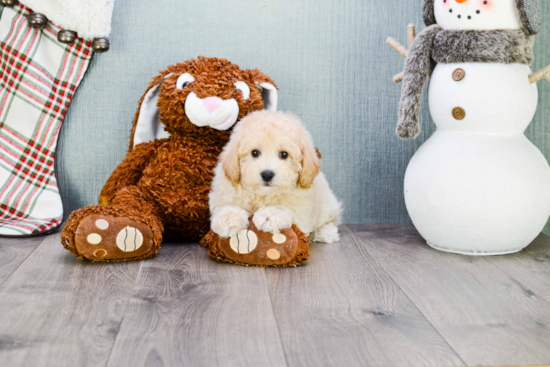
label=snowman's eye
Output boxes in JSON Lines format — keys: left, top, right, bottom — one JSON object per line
{"left": 176, "top": 73, "right": 195, "bottom": 89}
{"left": 234, "top": 81, "right": 250, "bottom": 100}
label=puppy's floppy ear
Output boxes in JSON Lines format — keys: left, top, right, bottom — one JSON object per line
{"left": 298, "top": 140, "right": 321, "bottom": 189}
{"left": 220, "top": 135, "right": 241, "bottom": 186}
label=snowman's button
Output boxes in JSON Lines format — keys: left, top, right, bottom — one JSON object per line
{"left": 452, "top": 107, "right": 466, "bottom": 120}
{"left": 452, "top": 68, "right": 465, "bottom": 81}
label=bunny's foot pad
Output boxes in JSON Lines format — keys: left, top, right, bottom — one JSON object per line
{"left": 74, "top": 215, "right": 155, "bottom": 261}
{"left": 200, "top": 220, "right": 310, "bottom": 267}
{"left": 62, "top": 208, "right": 159, "bottom": 262}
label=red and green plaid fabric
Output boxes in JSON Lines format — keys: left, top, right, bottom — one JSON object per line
{"left": 0, "top": 4, "right": 92, "bottom": 236}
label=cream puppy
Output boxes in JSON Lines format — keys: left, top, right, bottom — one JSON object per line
{"left": 209, "top": 110, "right": 342, "bottom": 243}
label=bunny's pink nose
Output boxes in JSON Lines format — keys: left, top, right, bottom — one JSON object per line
{"left": 203, "top": 97, "right": 222, "bottom": 112}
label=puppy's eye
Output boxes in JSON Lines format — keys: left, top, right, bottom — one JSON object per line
{"left": 279, "top": 151, "right": 289, "bottom": 160}
{"left": 234, "top": 81, "right": 251, "bottom": 100}
{"left": 251, "top": 150, "right": 261, "bottom": 158}
{"left": 176, "top": 73, "right": 195, "bottom": 89}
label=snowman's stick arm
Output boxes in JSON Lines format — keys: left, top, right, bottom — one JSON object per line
{"left": 408, "top": 24, "right": 416, "bottom": 47}
{"left": 388, "top": 25, "right": 416, "bottom": 83}
{"left": 387, "top": 38, "right": 407, "bottom": 82}
{"left": 394, "top": 72, "right": 404, "bottom": 83}
{"left": 386, "top": 37, "right": 409, "bottom": 58}
{"left": 529, "top": 64, "right": 550, "bottom": 84}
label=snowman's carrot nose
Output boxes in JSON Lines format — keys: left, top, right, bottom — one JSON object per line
{"left": 455, "top": 0, "right": 468, "bottom": 3}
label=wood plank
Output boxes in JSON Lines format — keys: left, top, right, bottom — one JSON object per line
{"left": 350, "top": 225, "right": 550, "bottom": 367}
{"left": 0, "top": 233, "right": 142, "bottom": 367}
{"left": 265, "top": 225, "right": 464, "bottom": 367}
{"left": 484, "top": 233, "right": 550, "bottom": 302}
{"left": 0, "top": 236, "right": 44, "bottom": 285}
{"left": 107, "top": 242, "right": 288, "bottom": 367}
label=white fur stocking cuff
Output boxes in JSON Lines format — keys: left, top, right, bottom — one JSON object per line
{"left": 18, "top": 0, "right": 115, "bottom": 40}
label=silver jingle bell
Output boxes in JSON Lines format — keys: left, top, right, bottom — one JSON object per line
{"left": 92, "top": 38, "right": 110, "bottom": 53}
{"left": 57, "top": 30, "right": 77, "bottom": 44}
{"left": 27, "top": 13, "right": 48, "bottom": 30}
{"left": 0, "top": 0, "right": 17, "bottom": 6}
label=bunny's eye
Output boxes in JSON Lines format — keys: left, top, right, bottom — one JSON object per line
{"left": 176, "top": 73, "right": 195, "bottom": 89}
{"left": 234, "top": 81, "right": 251, "bottom": 100}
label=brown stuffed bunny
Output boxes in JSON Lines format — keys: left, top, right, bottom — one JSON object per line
{"left": 61, "top": 56, "right": 279, "bottom": 262}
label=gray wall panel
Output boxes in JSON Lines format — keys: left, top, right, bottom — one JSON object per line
{"left": 52, "top": 0, "right": 550, "bottom": 232}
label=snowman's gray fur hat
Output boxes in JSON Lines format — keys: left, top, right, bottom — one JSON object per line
{"left": 423, "top": 0, "right": 541, "bottom": 35}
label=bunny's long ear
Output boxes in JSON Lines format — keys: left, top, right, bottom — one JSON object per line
{"left": 128, "top": 73, "right": 172, "bottom": 152}
{"left": 259, "top": 82, "right": 278, "bottom": 111}
{"left": 250, "top": 70, "right": 278, "bottom": 111}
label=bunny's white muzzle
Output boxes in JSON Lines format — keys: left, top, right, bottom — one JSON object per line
{"left": 184, "top": 92, "right": 239, "bottom": 131}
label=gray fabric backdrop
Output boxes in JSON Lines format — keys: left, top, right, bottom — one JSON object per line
{"left": 49, "top": 0, "right": 550, "bottom": 231}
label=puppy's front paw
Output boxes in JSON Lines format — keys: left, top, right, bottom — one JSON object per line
{"left": 253, "top": 207, "right": 293, "bottom": 234}
{"left": 311, "top": 223, "right": 339, "bottom": 243}
{"left": 211, "top": 206, "right": 249, "bottom": 238}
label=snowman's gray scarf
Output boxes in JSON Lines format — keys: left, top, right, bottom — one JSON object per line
{"left": 397, "top": 25, "right": 535, "bottom": 139}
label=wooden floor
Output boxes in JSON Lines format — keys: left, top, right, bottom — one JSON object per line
{"left": 1, "top": 225, "right": 550, "bottom": 367}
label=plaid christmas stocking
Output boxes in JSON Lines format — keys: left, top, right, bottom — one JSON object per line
{"left": 0, "top": 4, "right": 93, "bottom": 236}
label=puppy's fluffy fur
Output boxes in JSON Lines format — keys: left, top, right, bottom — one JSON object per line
{"left": 209, "top": 111, "right": 342, "bottom": 243}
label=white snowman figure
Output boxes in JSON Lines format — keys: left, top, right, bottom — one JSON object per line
{"left": 388, "top": 0, "right": 550, "bottom": 255}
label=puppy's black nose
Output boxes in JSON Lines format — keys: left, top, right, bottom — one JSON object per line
{"left": 261, "top": 170, "right": 275, "bottom": 182}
